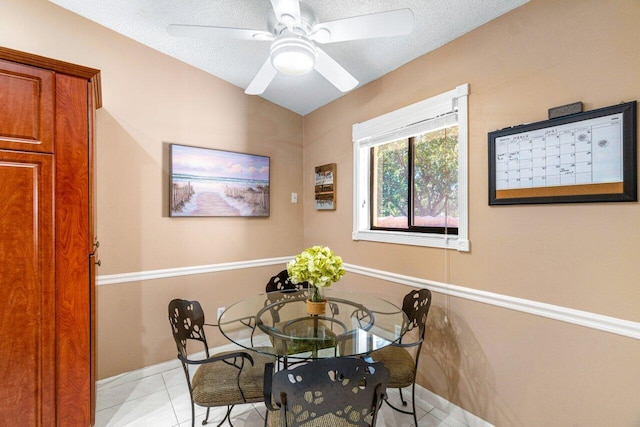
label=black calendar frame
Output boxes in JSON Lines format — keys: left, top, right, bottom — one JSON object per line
{"left": 489, "top": 101, "right": 637, "bottom": 205}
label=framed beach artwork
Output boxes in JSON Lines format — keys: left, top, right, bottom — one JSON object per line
{"left": 170, "top": 144, "right": 270, "bottom": 217}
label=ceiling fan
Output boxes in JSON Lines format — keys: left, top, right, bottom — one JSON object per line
{"left": 167, "top": 0, "right": 414, "bottom": 95}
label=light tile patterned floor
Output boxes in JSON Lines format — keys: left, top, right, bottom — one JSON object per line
{"left": 95, "top": 365, "right": 470, "bottom": 427}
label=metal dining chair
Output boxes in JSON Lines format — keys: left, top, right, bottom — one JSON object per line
{"left": 168, "top": 299, "right": 273, "bottom": 427}
{"left": 264, "top": 357, "right": 389, "bottom": 427}
{"left": 265, "top": 269, "right": 309, "bottom": 293}
{"left": 368, "top": 288, "right": 432, "bottom": 427}
{"left": 265, "top": 270, "right": 310, "bottom": 325}
{"left": 264, "top": 270, "right": 340, "bottom": 365}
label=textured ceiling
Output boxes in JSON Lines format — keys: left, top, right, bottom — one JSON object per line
{"left": 48, "top": 0, "right": 529, "bottom": 115}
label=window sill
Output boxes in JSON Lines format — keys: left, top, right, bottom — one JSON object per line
{"left": 352, "top": 230, "right": 469, "bottom": 252}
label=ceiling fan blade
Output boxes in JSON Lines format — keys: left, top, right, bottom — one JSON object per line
{"left": 270, "top": 0, "right": 301, "bottom": 26}
{"left": 167, "top": 24, "right": 273, "bottom": 41}
{"left": 314, "top": 48, "right": 358, "bottom": 93}
{"left": 310, "top": 9, "right": 414, "bottom": 44}
{"left": 245, "top": 58, "right": 278, "bottom": 95}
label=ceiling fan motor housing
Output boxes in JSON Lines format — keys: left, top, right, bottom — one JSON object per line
{"left": 267, "top": 2, "right": 318, "bottom": 36}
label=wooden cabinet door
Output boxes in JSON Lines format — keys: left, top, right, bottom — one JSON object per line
{"left": 55, "top": 73, "right": 92, "bottom": 427}
{"left": 0, "top": 150, "right": 55, "bottom": 426}
{"left": 0, "top": 60, "right": 55, "bottom": 153}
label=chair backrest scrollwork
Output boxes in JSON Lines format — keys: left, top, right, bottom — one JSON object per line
{"left": 402, "top": 289, "right": 432, "bottom": 342}
{"left": 265, "top": 270, "right": 310, "bottom": 324}
{"left": 168, "top": 299, "right": 210, "bottom": 358}
{"left": 266, "top": 269, "right": 309, "bottom": 292}
{"left": 271, "top": 357, "right": 389, "bottom": 427}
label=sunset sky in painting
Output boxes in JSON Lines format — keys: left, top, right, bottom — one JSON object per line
{"left": 171, "top": 144, "right": 269, "bottom": 181}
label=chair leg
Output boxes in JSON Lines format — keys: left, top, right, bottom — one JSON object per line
{"left": 384, "top": 386, "right": 418, "bottom": 426}
{"left": 399, "top": 384, "right": 419, "bottom": 425}
{"left": 410, "top": 383, "right": 418, "bottom": 427}
{"left": 208, "top": 405, "right": 234, "bottom": 427}
{"left": 399, "top": 387, "right": 408, "bottom": 406}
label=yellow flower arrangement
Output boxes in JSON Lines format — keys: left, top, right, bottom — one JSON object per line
{"left": 287, "top": 246, "right": 345, "bottom": 302}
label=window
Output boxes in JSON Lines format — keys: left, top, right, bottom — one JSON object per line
{"left": 352, "top": 84, "right": 469, "bottom": 251}
{"left": 371, "top": 125, "right": 459, "bottom": 233}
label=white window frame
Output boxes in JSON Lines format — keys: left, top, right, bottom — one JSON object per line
{"left": 352, "top": 84, "right": 470, "bottom": 252}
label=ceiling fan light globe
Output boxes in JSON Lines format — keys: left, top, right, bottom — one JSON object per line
{"left": 272, "top": 51, "right": 314, "bottom": 75}
{"left": 270, "top": 35, "right": 316, "bottom": 76}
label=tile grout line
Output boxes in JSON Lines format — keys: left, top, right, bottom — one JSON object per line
{"left": 95, "top": 372, "right": 167, "bottom": 413}
{"left": 161, "top": 372, "right": 182, "bottom": 427}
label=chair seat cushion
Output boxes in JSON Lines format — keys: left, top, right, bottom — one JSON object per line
{"left": 369, "top": 345, "right": 415, "bottom": 388}
{"left": 191, "top": 350, "right": 273, "bottom": 406}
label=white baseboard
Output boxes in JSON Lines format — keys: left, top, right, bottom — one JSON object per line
{"left": 96, "top": 342, "right": 242, "bottom": 389}
{"left": 415, "top": 386, "right": 494, "bottom": 427}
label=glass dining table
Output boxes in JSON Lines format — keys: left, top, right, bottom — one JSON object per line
{"left": 218, "top": 288, "right": 408, "bottom": 363}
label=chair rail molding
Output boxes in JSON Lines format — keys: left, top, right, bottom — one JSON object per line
{"left": 344, "top": 263, "right": 640, "bottom": 341}
{"left": 96, "top": 256, "right": 292, "bottom": 285}
{"left": 97, "top": 258, "right": 640, "bottom": 340}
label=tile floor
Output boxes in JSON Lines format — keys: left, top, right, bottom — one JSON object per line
{"left": 95, "top": 363, "right": 472, "bottom": 427}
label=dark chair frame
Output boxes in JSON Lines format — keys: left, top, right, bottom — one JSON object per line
{"left": 168, "top": 298, "right": 265, "bottom": 427}
{"left": 265, "top": 269, "right": 309, "bottom": 294}
{"left": 371, "top": 288, "right": 432, "bottom": 427}
{"left": 264, "top": 358, "right": 389, "bottom": 427}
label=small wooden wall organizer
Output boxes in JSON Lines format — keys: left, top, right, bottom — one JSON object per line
{"left": 315, "top": 163, "right": 336, "bottom": 210}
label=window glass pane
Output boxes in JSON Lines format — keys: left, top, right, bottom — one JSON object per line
{"left": 372, "top": 139, "right": 409, "bottom": 229}
{"left": 413, "top": 126, "right": 459, "bottom": 228}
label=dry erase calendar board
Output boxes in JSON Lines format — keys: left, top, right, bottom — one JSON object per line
{"left": 488, "top": 101, "right": 637, "bottom": 205}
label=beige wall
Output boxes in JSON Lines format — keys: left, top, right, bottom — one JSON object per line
{"left": 303, "top": 0, "right": 640, "bottom": 425}
{"left": 1, "top": 0, "right": 304, "bottom": 378}
{"left": 2, "top": 0, "right": 640, "bottom": 425}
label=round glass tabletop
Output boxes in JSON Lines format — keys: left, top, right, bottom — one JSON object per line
{"left": 218, "top": 288, "right": 408, "bottom": 359}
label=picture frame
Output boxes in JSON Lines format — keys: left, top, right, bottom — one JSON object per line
{"left": 488, "top": 101, "right": 637, "bottom": 205}
{"left": 315, "top": 163, "right": 336, "bottom": 210}
{"left": 170, "top": 144, "right": 270, "bottom": 217}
